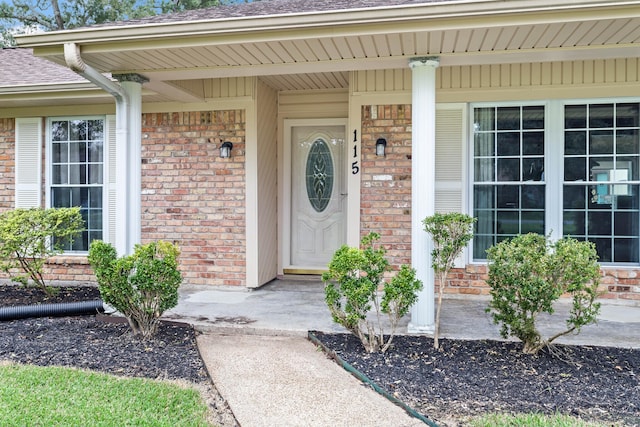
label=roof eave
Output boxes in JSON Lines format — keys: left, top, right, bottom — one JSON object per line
{"left": 16, "top": 0, "right": 640, "bottom": 48}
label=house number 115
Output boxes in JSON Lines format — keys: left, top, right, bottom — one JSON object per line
{"left": 352, "top": 129, "right": 360, "bottom": 175}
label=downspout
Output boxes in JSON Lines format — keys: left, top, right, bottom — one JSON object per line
{"left": 63, "top": 43, "right": 131, "bottom": 255}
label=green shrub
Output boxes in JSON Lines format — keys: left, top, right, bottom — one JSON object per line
{"left": 0, "top": 207, "right": 84, "bottom": 295}
{"left": 88, "top": 240, "right": 182, "bottom": 339}
{"left": 486, "top": 233, "right": 601, "bottom": 354}
{"left": 423, "top": 212, "right": 475, "bottom": 349}
{"left": 322, "top": 233, "right": 423, "bottom": 353}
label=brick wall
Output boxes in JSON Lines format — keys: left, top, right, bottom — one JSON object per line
{"left": 0, "top": 118, "right": 14, "bottom": 212}
{"left": 141, "top": 111, "right": 246, "bottom": 286}
{"left": 360, "top": 105, "right": 413, "bottom": 269}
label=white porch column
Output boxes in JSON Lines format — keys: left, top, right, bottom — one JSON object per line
{"left": 408, "top": 57, "right": 439, "bottom": 333}
{"left": 114, "top": 73, "right": 148, "bottom": 255}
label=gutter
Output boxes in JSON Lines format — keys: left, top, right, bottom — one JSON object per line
{"left": 63, "top": 42, "right": 131, "bottom": 256}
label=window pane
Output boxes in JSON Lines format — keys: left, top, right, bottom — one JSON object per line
{"left": 565, "top": 105, "right": 586, "bottom": 129}
{"left": 69, "top": 142, "right": 86, "bottom": 162}
{"left": 52, "top": 165, "right": 67, "bottom": 185}
{"left": 614, "top": 211, "right": 639, "bottom": 236}
{"left": 474, "top": 185, "right": 494, "bottom": 209}
{"left": 563, "top": 210, "right": 586, "bottom": 236}
{"left": 523, "top": 158, "right": 544, "bottom": 181}
{"left": 89, "top": 187, "right": 103, "bottom": 208}
{"left": 497, "top": 186, "right": 518, "bottom": 208}
{"left": 564, "top": 185, "right": 586, "bottom": 209}
{"left": 617, "top": 103, "right": 640, "bottom": 127}
{"left": 617, "top": 130, "right": 639, "bottom": 155}
{"left": 88, "top": 120, "right": 104, "bottom": 140}
{"left": 473, "top": 235, "right": 493, "bottom": 259}
{"left": 521, "top": 211, "right": 544, "bottom": 234}
{"left": 523, "top": 132, "right": 544, "bottom": 155}
{"left": 565, "top": 131, "right": 586, "bottom": 155}
{"left": 522, "top": 185, "right": 544, "bottom": 209}
{"left": 589, "top": 130, "right": 613, "bottom": 154}
{"left": 590, "top": 104, "right": 614, "bottom": 128}
{"left": 497, "top": 211, "right": 519, "bottom": 235}
{"left": 88, "top": 141, "right": 103, "bottom": 162}
{"left": 51, "top": 121, "right": 68, "bottom": 141}
{"left": 68, "top": 164, "right": 86, "bottom": 185}
{"left": 51, "top": 187, "right": 70, "bottom": 207}
{"left": 52, "top": 142, "right": 67, "bottom": 163}
{"left": 474, "top": 158, "right": 494, "bottom": 181}
{"left": 588, "top": 211, "right": 611, "bottom": 235}
{"left": 614, "top": 238, "right": 638, "bottom": 262}
{"left": 594, "top": 238, "right": 612, "bottom": 262}
{"left": 523, "top": 106, "right": 545, "bottom": 129}
{"left": 497, "top": 158, "right": 519, "bottom": 181}
{"left": 88, "top": 164, "right": 103, "bottom": 184}
{"left": 474, "top": 133, "right": 494, "bottom": 156}
{"left": 497, "top": 107, "right": 520, "bottom": 130}
{"left": 69, "top": 120, "right": 87, "bottom": 141}
{"left": 497, "top": 132, "right": 520, "bottom": 156}
{"left": 564, "top": 157, "right": 586, "bottom": 181}
{"left": 474, "top": 108, "right": 495, "bottom": 131}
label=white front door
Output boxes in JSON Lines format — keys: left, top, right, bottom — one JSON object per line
{"left": 286, "top": 121, "right": 347, "bottom": 270}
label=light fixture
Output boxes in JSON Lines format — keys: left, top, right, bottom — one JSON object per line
{"left": 220, "top": 141, "right": 233, "bottom": 158}
{"left": 376, "top": 138, "right": 387, "bottom": 157}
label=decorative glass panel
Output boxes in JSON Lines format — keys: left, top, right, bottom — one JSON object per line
{"left": 305, "top": 139, "right": 334, "bottom": 213}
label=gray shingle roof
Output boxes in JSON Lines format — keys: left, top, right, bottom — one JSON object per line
{"left": 99, "top": 0, "right": 442, "bottom": 27}
{"left": 0, "top": 48, "right": 86, "bottom": 86}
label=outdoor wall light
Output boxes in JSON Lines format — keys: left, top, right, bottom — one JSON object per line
{"left": 376, "top": 138, "right": 387, "bottom": 157}
{"left": 220, "top": 141, "right": 233, "bottom": 158}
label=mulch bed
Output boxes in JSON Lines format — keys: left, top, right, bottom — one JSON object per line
{"left": 2, "top": 284, "right": 639, "bottom": 426}
{"left": 312, "top": 332, "right": 640, "bottom": 426}
{"left": 0, "top": 284, "right": 238, "bottom": 427}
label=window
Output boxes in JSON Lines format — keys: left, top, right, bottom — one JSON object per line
{"left": 471, "top": 101, "right": 640, "bottom": 264}
{"left": 472, "top": 105, "right": 545, "bottom": 259}
{"left": 563, "top": 103, "right": 640, "bottom": 263}
{"left": 49, "top": 118, "right": 105, "bottom": 252}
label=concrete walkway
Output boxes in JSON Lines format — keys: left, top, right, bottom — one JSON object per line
{"left": 165, "top": 279, "right": 640, "bottom": 427}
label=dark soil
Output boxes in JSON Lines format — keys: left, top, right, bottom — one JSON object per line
{"left": 0, "top": 284, "right": 238, "bottom": 427}
{"left": 3, "top": 284, "right": 639, "bottom": 427}
{"left": 313, "top": 331, "right": 640, "bottom": 426}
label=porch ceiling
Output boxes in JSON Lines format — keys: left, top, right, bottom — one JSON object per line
{"left": 17, "top": 1, "right": 640, "bottom": 97}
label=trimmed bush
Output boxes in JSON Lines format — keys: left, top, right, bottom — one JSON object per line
{"left": 423, "top": 212, "right": 475, "bottom": 349}
{"left": 486, "top": 233, "right": 601, "bottom": 354}
{"left": 0, "top": 207, "right": 84, "bottom": 295}
{"left": 88, "top": 240, "right": 182, "bottom": 339}
{"left": 322, "top": 233, "right": 423, "bottom": 353}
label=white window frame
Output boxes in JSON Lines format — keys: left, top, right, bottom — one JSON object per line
{"left": 469, "top": 98, "right": 640, "bottom": 266}
{"left": 45, "top": 116, "right": 109, "bottom": 254}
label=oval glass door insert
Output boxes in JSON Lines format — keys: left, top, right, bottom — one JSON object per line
{"left": 306, "top": 138, "right": 334, "bottom": 212}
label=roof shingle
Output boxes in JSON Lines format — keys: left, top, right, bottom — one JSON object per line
{"left": 0, "top": 48, "right": 86, "bottom": 86}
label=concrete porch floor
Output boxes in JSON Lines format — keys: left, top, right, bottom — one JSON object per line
{"left": 166, "top": 278, "right": 640, "bottom": 349}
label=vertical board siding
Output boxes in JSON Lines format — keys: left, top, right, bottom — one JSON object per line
{"left": 353, "top": 59, "right": 640, "bottom": 93}
{"left": 256, "top": 80, "right": 278, "bottom": 285}
{"left": 278, "top": 90, "right": 348, "bottom": 118}
{"left": 171, "top": 77, "right": 254, "bottom": 99}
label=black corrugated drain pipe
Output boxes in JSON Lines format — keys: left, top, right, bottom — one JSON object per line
{"left": 0, "top": 300, "right": 106, "bottom": 321}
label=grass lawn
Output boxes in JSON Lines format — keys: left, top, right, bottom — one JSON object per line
{"left": 0, "top": 363, "right": 212, "bottom": 426}
{"left": 471, "top": 412, "right": 609, "bottom": 426}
